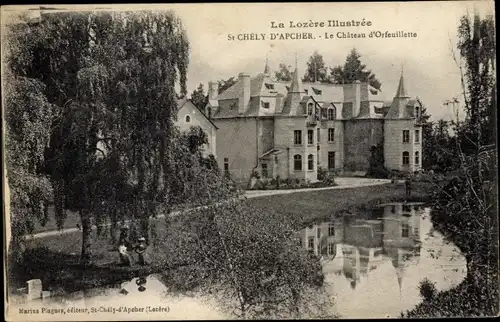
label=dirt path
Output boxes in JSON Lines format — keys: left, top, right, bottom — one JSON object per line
{"left": 24, "top": 178, "right": 390, "bottom": 240}
{"left": 244, "top": 177, "right": 391, "bottom": 199}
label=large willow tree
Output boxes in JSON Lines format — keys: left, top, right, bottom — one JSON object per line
{"left": 5, "top": 10, "right": 190, "bottom": 264}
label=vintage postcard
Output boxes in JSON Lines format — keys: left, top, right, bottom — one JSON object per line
{"left": 2, "top": 1, "right": 498, "bottom": 320}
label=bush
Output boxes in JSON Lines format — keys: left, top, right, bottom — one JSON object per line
{"left": 419, "top": 278, "right": 438, "bottom": 300}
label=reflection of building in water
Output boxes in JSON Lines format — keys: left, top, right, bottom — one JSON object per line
{"left": 297, "top": 203, "right": 425, "bottom": 289}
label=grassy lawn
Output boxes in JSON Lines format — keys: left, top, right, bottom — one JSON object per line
{"left": 11, "top": 181, "right": 433, "bottom": 294}
{"left": 246, "top": 181, "right": 432, "bottom": 227}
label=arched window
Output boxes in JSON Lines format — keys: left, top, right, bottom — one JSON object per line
{"left": 308, "top": 103, "right": 314, "bottom": 116}
{"left": 308, "top": 154, "right": 314, "bottom": 170}
{"left": 185, "top": 115, "right": 191, "bottom": 123}
{"left": 294, "top": 154, "right": 302, "bottom": 171}
{"left": 402, "top": 151, "right": 410, "bottom": 165}
{"left": 327, "top": 107, "right": 336, "bottom": 120}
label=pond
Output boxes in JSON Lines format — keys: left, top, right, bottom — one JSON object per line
{"left": 296, "top": 202, "right": 467, "bottom": 318}
{"left": 9, "top": 202, "right": 467, "bottom": 320}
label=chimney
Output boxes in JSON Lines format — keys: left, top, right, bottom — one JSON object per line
{"left": 354, "top": 80, "right": 361, "bottom": 117}
{"left": 208, "top": 81, "right": 218, "bottom": 100}
{"left": 238, "top": 72, "right": 250, "bottom": 114}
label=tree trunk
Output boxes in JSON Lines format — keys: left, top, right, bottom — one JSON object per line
{"left": 80, "top": 209, "right": 93, "bottom": 266}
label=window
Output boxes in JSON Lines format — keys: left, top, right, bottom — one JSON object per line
{"left": 185, "top": 115, "right": 191, "bottom": 123}
{"left": 415, "top": 151, "right": 420, "bottom": 165}
{"left": 224, "top": 157, "right": 229, "bottom": 172}
{"left": 261, "top": 164, "right": 268, "bottom": 178}
{"left": 308, "top": 154, "right": 314, "bottom": 170}
{"left": 294, "top": 130, "right": 302, "bottom": 145}
{"left": 328, "top": 243, "right": 335, "bottom": 255}
{"left": 317, "top": 227, "right": 321, "bottom": 238}
{"left": 263, "top": 102, "right": 270, "bottom": 109}
{"left": 402, "top": 204, "right": 411, "bottom": 212}
{"left": 298, "top": 238, "right": 302, "bottom": 248}
{"left": 308, "top": 237, "right": 314, "bottom": 250}
{"left": 402, "top": 130, "right": 410, "bottom": 143}
{"left": 415, "top": 106, "right": 420, "bottom": 118}
{"left": 328, "top": 128, "right": 335, "bottom": 142}
{"left": 327, "top": 108, "right": 335, "bottom": 120}
{"left": 294, "top": 154, "right": 302, "bottom": 171}
{"left": 328, "top": 223, "right": 335, "bottom": 236}
{"left": 265, "top": 83, "right": 274, "bottom": 90}
{"left": 321, "top": 108, "right": 328, "bottom": 119}
{"left": 317, "top": 128, "right": 320, "bottom": 143}
{"left": 391, "top": 205, "right": 396, "bottom": 213}
{"left": 328, "top": 151, "right": 336, "bottom": 170}
{"left": 207, "top": 107, "right": 212, "bottom": 119}
{"left": 402, "top": 223, "right": 410, "bottom": 238}
{"left": 402, "top": 151, "right": 410, "bottom": 165}
{"left": 308, "top": 130, "right": 314, "bottom": 145}
{"left": 415, "top": 130, "right": 420, "bottom": 143}
{"left": 308, "top": 103, "right": 314, "bottom": 116}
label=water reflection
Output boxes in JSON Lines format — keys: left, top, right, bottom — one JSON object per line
{"left": 297, "top": 202, "right": 467, "bottom": 318}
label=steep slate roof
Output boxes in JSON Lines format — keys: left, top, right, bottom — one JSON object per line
{"left": 212, "top": 68, "right": 390, "bottom": 120}
{"left": 384, "top": 72, "right": 419, "bottom": 120}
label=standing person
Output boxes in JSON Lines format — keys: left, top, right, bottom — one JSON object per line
{"left": 118, "top": 225, "right": 133, "bottom": 266}
{"left": 135, "top": 237, "right": 151, "bottom": 266}
{"left": 405, "top": 175, "right": 412, "bottom": 199}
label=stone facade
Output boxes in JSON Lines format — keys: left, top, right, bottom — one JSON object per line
{"left": 175, "top": 99, "right": 218, "bottom": 157}
{"left": 206, "top": 63, "right": 424, "bottom": 184}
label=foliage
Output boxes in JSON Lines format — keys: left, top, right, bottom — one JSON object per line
{"left": 404, "top": 11, "right": 498, "bottom": 318}
{"left": 274, "top": 63, "right": 293, "bottom": 82}
{"left": 4, "top": 74, "right": 55, "bottom": 263}
{"left": 302, "top": 51, "right": 329, "bottom": 83}
{"left": 366, "top": 143, "right": 391, "bottom": 178}
{"left": 330, "top": 48, "right": 382, "bottom": 90}
{"left": 217, "top": 77, "right": 238, "bottom": 94}
{"left": 456, "top": 13, "right": 496, "bottom": 152}
{"left": 162, "top": 200, "right": 335, "bottom": 319}
{"left": 190, "top": 83, "right": 209, "bottom": 110}
{"left": 4, "top": 10, "right": 191, "bottom": 264}
{"left": 419, "top": 278, "right": 438, "bottom": 301}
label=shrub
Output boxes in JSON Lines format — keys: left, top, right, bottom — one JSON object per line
{"left": 419, "top": 278, "right": 438, "bottom": 301}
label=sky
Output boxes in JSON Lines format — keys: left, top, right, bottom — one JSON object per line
{"left": 2, "top": 1, "right": 495, "bottom": 121}
{"left": 170, "top": 1, "right": 494, "bottom": 122}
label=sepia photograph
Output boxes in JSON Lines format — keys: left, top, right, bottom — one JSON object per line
{"left": 2, "top": 1, "right": 497, "bottom": 320}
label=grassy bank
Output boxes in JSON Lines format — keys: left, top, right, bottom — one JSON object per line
{"left": 10, "top": 181, "right": 433, "bottom": 296}
{"left": 246, "top": 181, "right": 432, "bottom": 228}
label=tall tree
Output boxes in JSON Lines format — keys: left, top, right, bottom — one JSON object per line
{"left": 302, "top": 51, "right": 329, "bottom": 83}
{"left": 190, "top": 83, "right": 208, "bottom": 110}
{"left": 5, "top": 10, "right": 190, "bottom": 264}
{"left": 330, "top": 48, "right": 382, "bottom": 90}
{"left": 218, "top": 76, "right": 237, "bottom": 94}
{"left": 274, "top": 63, "right": 292, "bottom": 82}
{"left": 456, "top": 12, "right": 496, "bottom": 153}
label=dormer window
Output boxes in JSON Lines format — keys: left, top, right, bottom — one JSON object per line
{"left": 415, "top": 106, "right": 420, "bottom": 118}
{"left": 265, "top": 83, "right": 274, "bottom": 90}
{"left": 307, "top": 103, "right": 314, "bottom": 116}
{"left": 327, "top": 107, "right": 336, "bottom": 120}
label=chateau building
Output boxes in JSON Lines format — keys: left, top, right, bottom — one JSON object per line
{"left": 205, "top": 61, "right": 423, "bottom": 184}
